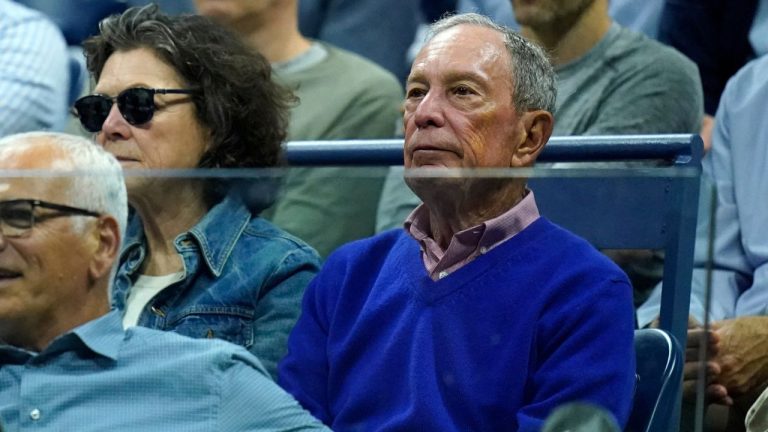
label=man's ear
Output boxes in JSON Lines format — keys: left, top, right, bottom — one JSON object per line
{"left": 88, "top": 216, "right": 121, "bottom": 283}
{"left": 511, "top": 109, "right": 554, "bottom": 167}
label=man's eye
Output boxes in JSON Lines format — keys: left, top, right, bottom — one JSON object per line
{"left": 1, "top": 209, "right": 32, "bottom": 228}
{"left": 406, "top": 88, "right": 426, "bottom": 98}
{"left": 454, "top": 85, "right": 474, "bottom": 96}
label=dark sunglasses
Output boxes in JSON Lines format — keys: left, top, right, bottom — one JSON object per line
{"left": 72, "top": 87, "right": 196, "bottom": 132}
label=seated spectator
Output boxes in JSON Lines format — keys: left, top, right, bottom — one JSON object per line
{"left": 379, "top": 0, "right": 703, "bottom": 300}
{"left": 0, "top": 131, "right": 329, "bottom": 431}
{"left": 0, "top": 0, "right": 69, "bottom": 135}
{"left": 638, "top": 54, "right": 768, "bottom": 429}
{"left": 71, "top": 5, "right": 320, "bottom": 378}
{"left": 195, "top": 0, "right": 403, "bottom": 259}
{"left": 279, "top": 13, "right": 636, "bottom": 431}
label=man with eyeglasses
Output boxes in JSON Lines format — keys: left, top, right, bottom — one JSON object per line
{"left": 0, "top": 132, "right": 329, "bottom": 431}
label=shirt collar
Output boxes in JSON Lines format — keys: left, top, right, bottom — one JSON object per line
{"left": 404, "top": 189, "right": 540, "bottom": 278}
{"left": 186, "top": 194, "right": 251, "bottom": 277}
{"left": 122, "top": 194, "right": 251, "bottom": 278}
{"left": 67, "top": 309, "right": 125, "bottom": 360}
{"left": 0, "top": 310, "right": 124, "bottom": 364}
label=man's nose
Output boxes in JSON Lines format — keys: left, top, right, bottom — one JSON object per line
{"left": 413, "top": 90, "right": 446, "bottom": 129}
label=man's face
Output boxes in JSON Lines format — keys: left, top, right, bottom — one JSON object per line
{"left": 194, "top": 0, "right": 277, "bottom": 25}
{"left": 511, "top": 0, "right": 596, "bottom": 28}
{"left": 0, "top": 146, "right": 95, "bottom": 349}
{"left": 403, "top": 24, "right": 524, "bottom": 171}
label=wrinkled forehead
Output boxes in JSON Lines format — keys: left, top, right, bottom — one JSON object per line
{"left": 410, "top": 24, "right": 512, "bottom": 84}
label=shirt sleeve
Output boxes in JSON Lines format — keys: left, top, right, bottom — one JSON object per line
{"left": 636, "top": 58, "right": 768, "bottom": 326}
{"left": 251, "top": 245, "right": 320, "bottom": 379}
{"left": 0, "top": 10, "right": 69, "bottom": 134}
{"left": 219, "top": 349, "right": 331, "bottom": 431}
{"left": 278, "top": 272, "right": 335, "bottom": 424}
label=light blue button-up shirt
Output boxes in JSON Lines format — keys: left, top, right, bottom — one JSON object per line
{"left": 638, "top": 54, "right": 768, "bottom": 326}
{"left": 0, "top": 310, "right": 329, "bottom": 431}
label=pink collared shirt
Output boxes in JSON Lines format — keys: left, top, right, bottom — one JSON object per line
{"left": 404, "top": 190, "right": 540, "bottom": 281}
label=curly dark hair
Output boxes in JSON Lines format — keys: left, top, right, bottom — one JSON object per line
{"left": 82, "top": 4, "right": 294, "bottom": 171}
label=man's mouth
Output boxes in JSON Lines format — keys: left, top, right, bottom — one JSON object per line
{"left": 0, "top": 269, "right": 21, "bottom": 280}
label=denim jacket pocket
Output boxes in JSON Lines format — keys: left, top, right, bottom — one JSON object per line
{"left": 167, "top": 306, "right": 255, "bottom": 348}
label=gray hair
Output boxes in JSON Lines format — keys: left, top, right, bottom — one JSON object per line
{"left": 0, "top": 132, "right": 128, "bottom": 241}
{"left": 426, "top": 13, "right": 557, "bottom": 113}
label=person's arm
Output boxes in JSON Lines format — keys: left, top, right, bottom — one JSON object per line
{"left": 517, "top": 278, "right": 636, "bottom": 431}
{"left": 278, "top": 265, "right": 338, "bottom": 424}
{"left": 220, "top": 349, "right": 331, "bottom": 431}
{"left": 712, "top": 317, "right": 768, "bottom": 412}
{"left": 251, "top": 246, "right": 320, "bottom": 379}
{"left": 636, "top": 59, "right": 760, "bottom": 329}
{"left": 0, "top": 10, "right": 69, "bottom": 134}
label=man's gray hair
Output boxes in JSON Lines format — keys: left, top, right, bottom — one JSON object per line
{"left": 0, "top": 132, "right": 128, "bottom": 240}
{"left": 426, "top": 13, "right": 557, "bottom": 113}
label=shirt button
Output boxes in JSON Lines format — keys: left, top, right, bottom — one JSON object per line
{"left": 150, "top": 305, "right": 166, "bottom": 317}
{"left": 438, "top": 271, "right": 449, "bottom": 279}
{"left": 30, "top": 408, "right": 41, "bottom": 420}
{"left": 479, "top": 246, "right": 488, "bottom": 254}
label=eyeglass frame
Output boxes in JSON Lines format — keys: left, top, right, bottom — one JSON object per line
{"left": 0, "top": 199, "right": 101, "bottom": 238}
{"left": 72, "top": 87, "right": 197, "bottom": 133}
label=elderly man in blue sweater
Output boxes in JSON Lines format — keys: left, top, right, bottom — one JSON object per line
{"left": 279, "top": 13, "right": 636, "bottom": 431}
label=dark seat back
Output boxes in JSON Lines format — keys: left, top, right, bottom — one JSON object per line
{"left": 626, "top": 329, "right": 683, "bottom": 432}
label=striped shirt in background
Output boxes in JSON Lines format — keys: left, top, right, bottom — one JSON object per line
{"left": 0, "top": 0, "right": 69, "bottom": 136}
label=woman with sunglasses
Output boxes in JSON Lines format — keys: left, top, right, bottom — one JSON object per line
{"left": 72, "top": 5, "right": 320, "bottom": 378}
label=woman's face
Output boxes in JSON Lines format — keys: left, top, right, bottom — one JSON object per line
{"left": 94, "top": 48, "right": 211, "bottom": 197}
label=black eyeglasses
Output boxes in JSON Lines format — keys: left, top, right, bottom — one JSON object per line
{"left": 72, "top": 87, "right": 196, "bottom": 133}
{"left": 0, "top": 199, "right": 101, "bottom": 238}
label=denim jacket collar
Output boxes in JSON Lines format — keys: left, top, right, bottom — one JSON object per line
{"left": 120, "top": 194, "right": 252, "bottom": 278}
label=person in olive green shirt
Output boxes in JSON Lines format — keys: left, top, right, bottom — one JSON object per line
{"left": 196, "top": 0, "right": 403, "bottom": 258}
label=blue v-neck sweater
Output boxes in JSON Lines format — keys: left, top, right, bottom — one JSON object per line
{"left": 279, "top": 217, "right": 635, "bottom": 431}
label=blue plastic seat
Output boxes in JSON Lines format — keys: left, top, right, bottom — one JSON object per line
{"left": 626, "top": 328, "right": 684, "bottom": 432}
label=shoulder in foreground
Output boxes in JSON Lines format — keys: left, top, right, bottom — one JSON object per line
{"left": 731, "top": 55, "right": 768, "bottom": 88}
{"left": 125, "top": 325, "right": 269, "bottom": 373}
{"left": 536, "top": 218, "right": 629, "bottom": 280}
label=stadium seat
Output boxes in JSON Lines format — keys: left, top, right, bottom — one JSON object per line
{"left": 626, "top": 328, "right": 684, "bottom": 432}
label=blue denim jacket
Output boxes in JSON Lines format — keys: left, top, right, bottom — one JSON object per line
{"left": 112, "top": 194, "right": 321, "bottom": 378}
